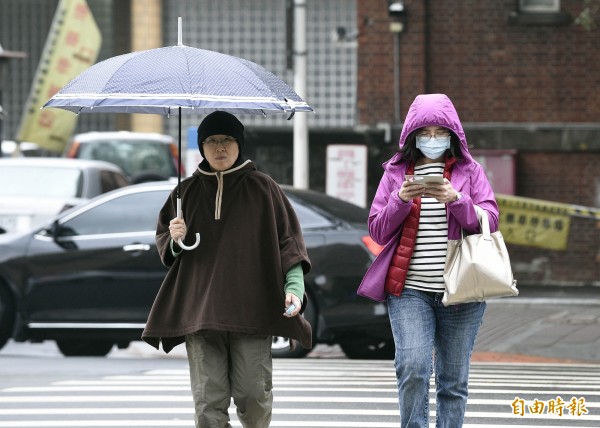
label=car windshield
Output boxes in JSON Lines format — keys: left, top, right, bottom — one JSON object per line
{"left": 77, "top": 140, "right": 175, "bottom": 178}
{"left": 286, "top": 189, "right": 369, "bottom": 229}
{"left": 0, "top": 165, "right": 83, "bottom": 198}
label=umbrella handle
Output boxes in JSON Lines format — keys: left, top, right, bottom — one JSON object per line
{"left": 176, "top": 198, "right": 201, "bottom": 251}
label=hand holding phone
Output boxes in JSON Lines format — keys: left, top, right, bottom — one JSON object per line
{"left": 284, "top": 304, "right": 296, "bottom": 317}
{"left": 399, "top": 174, "right": 446, "bottom": 202}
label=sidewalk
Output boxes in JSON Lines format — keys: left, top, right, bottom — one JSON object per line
{"left": 308, "top": 285, "right": 600, "bottom": 364}
{"left": 472, "top": 285, "right": 600, "bottom": 364}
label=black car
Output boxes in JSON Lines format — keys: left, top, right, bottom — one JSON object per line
{"left": 0, "top": 182, "right": 392, "bottom": 359}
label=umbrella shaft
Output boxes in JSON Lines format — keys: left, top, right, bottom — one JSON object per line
{"left": 178, "top": 107, "right": 182, "bottom": 199}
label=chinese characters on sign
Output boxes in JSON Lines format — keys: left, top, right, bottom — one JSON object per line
{"left": 511, "top": 396, "right": 588, "bottom": 417}
{"left": 326, "top": 145, "right": 367, "bottom": 208}
{"left": 16, "top": 0, "right": 101, "bottom": 152}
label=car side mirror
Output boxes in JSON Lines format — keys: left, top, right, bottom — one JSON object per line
{"left": 50, "top": 220, "right": 62, "bottom": 238}
{"left": 50, "top": 220, "right": 78, "bottom": 250}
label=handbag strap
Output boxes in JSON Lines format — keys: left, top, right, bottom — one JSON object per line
{"left": 459, "top": 206, "right": 491, "bottom": 240}
{"left": 474, "top": 205, "right": 492, "bottom": 241}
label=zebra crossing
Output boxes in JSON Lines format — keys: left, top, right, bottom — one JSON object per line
{"left": 0, "top": 359, "right": 598, "bottom": 427}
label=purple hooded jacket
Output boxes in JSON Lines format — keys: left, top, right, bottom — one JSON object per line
{"left": 357, "top": 94, "right": 499, "bottom": 302}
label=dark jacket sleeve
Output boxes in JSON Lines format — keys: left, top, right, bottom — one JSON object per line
{"left": 368, "top": 170, "right": 413, "bottom": 245}
{"left": 270, "top": 182, "right": 311, "bottom": 276}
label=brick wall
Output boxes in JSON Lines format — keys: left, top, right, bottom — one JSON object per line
{"left": 356, "top": 0, "right": 600, "bottom": 286}
{"left": 510, "top": 152, "right": 600, "bottom": 285}
{"left": 356, "top": 0, "right": 396, "bottom": 124}
{"left": 358, "top": 0, "right": 600, "bottom": 123}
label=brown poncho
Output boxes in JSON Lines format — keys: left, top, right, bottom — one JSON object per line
{"left": 142, "top": 160, "right": 312, "bottom": 353}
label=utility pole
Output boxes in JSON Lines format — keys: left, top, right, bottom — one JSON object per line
{"left": 293, "top": 0, "right": 309, "bottom": 189}
{"left": 388, "top": 1, "right": 407, "bottom": 123}
{"left": 0, "top": 43, "right": 27, "bottom": 157}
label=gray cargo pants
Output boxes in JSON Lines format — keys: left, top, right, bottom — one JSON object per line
{"left": 185, "top": 330, "right": 273, "bottom": 428}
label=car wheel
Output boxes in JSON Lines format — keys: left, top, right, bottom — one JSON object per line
{"left": 56, "top": 339, "right": 114, "bottom": 357}
{"left": 272, "top": 296, "right": 316, "bottom": 358}
{"left": 0, "top": 285, "right": 15, "bottom": 350}
{"left": 339, "top": 338, "right": 395, "bottom": 360}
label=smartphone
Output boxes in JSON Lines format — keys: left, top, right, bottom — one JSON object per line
{"left": 405, "top": 175, "right": 444, "bottom": 185}
{"left": 285, "top": 304, "right": 296, "bottom": 315}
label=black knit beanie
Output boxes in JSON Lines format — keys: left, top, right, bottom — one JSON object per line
{"left": 197, "top": 111, "right": 244, "bottom": 158}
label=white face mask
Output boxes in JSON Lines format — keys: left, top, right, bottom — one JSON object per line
{"left": 416, "top": 135, "right": 451, "bottom": 159}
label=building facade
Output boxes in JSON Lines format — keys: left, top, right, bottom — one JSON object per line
{"left": 1, "top": 0, "right": 598, "bottom": 285}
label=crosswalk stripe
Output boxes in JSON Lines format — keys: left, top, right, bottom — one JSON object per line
{"left": 77, "top": 372, "right": 600, "bottom": 382}
{"left": 8, "top": 381, "right": 595, "bottom": 392}
{"left": 2, "top": 390, "right": 598, "bottom": 399}
{"left": 0, "top": 397, "right": 600, "bottom": 408}
{"left": 0, "top": 406, "right": 598, "bottom": 417}
{"left": 29, "top": 381, "right": 600, "bottom": 399}
{"left": 0, "top": 422, "right": 595, "bottom": 428}
{"left": 0, "top": 422, "right": 190, "bottom": 427}
{"left": 0, "top": 408, "right": 192, "bottom": 415}
{"left": 14, "top": 383, "right": 597, "bottom": 392}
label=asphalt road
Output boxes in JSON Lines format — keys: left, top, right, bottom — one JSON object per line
{"left": 3, "top": 284, "right": 598, "bottom": 365}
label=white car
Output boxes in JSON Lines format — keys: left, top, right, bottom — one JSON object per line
{"left": 1, "top": 141, "right": 52, "bottom": 157}
{"left": 63, "top": 131, "right": 182, "bottom": 184}
{"left": 0, "top": 158, "right": 129, "bottom": 234}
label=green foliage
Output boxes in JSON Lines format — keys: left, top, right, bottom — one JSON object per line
{"left": 574, "top": 0, "right": 600, "bottom": 30}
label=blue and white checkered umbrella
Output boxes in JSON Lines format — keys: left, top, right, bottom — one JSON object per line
{"left": 44, "top": 23, "right": 312, "bottom": 250}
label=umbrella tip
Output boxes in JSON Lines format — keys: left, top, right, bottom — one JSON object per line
{"left": 177, "top": 17, "right": 183, "bottom": 46}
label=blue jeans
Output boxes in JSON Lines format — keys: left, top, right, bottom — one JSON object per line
{"left": 387, "top": 288, "right": 486, "bottom": 428}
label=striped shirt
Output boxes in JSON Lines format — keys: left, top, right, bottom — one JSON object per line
{"left": 405, "top": 163, "right": 447, "bottom": 292}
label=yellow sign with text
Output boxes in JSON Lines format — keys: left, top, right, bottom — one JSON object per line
{"left": 16, "top": 0, "right": 101, "bottom": 152}
{"left": 497, "top": 194, "right": 572, "bottom": 251}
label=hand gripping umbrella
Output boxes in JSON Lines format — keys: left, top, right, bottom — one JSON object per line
{"left": 44, "top": 18, "right": 313, "bottom": 250}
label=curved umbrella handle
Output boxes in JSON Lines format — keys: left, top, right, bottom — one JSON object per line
{"left": 177, "top": 234, "right": 200, "bottom": 251}
{"left": 176, "top": 198, "right": 200, "bottom": 251}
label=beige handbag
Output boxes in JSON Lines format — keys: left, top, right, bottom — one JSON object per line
{"left": 443, "top": 206, "right": 518, "bottom": 306}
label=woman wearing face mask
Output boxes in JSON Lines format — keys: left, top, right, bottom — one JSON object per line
{"left": 359, "top": 94, "right": 498, "bottom": 427}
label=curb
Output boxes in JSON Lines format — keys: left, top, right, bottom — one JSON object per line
{"left": 471, "top": 351, "right": 600, "bottom": 365}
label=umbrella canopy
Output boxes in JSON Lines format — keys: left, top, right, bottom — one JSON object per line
{"left": 43, "top": 45, "right": 312, "bottom": 116}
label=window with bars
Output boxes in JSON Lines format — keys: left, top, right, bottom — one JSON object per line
{"left": 163, "top": 0, "right": 357, "bottom": 134}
